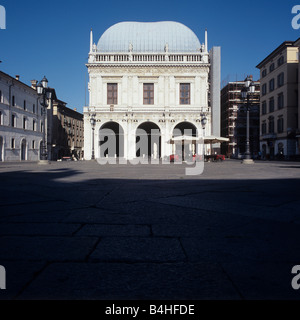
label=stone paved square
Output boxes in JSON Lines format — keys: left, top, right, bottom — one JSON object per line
{"left": 0, "top": 159, "right": 300, "bottom": 300}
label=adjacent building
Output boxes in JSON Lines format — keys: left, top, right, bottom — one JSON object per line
{"left": 256, "top": 39, "right": 300, "bottom": 160}
{"left": 51, "top": 100, "right": 84, "bottom": 160}
{"left": 0, "top": 71, "right": 44, "bottom": 161}
{"left": 0, "top": 70, "right": 84, "bottom": 162}
{"left": 221, "top": 78, "right": 260, "bottom": 158}
{"left": 84, "top": 21, "right": 221, "bottom": 160}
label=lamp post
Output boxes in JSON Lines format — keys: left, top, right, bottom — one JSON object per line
{"left": 201, "top": 115, "right": 207, "bottom": 161}
{"left": 90, "top": 113, "right": 96, "bottom": 160}
{"left": 37, "top": 76, "right": 52, "bottom": 163}
{"left": 241, "top": 76, "right": 255, "bottom": 164}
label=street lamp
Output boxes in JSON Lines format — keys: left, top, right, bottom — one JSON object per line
{"left": 90, "top": 113, "right": 96, "bottom": 160}
{"left": 241, "top": 76, "right": 255, "bottom": 164}
{"left": 37, "top": 76, "right": 52, "bottom": 162}
{"left": 201, "top": 115, "right": 207, "bottom": 160}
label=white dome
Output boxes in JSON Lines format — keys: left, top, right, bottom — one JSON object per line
{"left": 97, "top": 21, "right": 201, "bottom": 53}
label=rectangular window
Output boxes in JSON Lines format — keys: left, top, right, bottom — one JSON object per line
{"left": 12, "top": 96, "right": 15, "bottom": 106}
{"left": 0, "top": 90, "right": 2, "bottom": 103}
{"left": 262, "top": 101, "right": 267, "bottom": 115}
{"left": 0, "top": 111, "right": 2, "bottom": 125}
{"left": 33, "top": 120, "right": 36, "bottom": 131}
{"left": 269, "top": 117, "right": 274, "bottom": 134}
{"left": 269, "top": 79, "right": 275, "bottom": 92}
{"left": 269, "top": 63, "right": 275, "bottom": 73}
{"left": 180, "top": 83, "right": 190, "bottom": 104}
{"left": 278, "top": 56, "right": 284, "bottom": 67}
{"left": 262, "top": 122, "right": 267, "bottom": 135}
{"left": 269, "top": 97, "right": 274, "bottom": 113}
{"left": 278, "top": 93, "right": 284, "bottom": 109}
{"left": 23, "top": 117, "right": 26, "bottom": 129}
{"left": 107, "top": 83, "right": 118, "bottom": 105}
{"left": 32, "top": 140, "right": 35, "bottom": 149}
{"left": 11, "top": 114, "right": 16, "bottom": 127}
{"left": 23, "top": 100, "right": 26, "bottom": 110}
{"left": 11, "top": 138, "right": 15, "bottom": 149}
{"left": 262, "top": 69, "right": 267, "bottom": 78}
{"left": 143, "top": 83, "right": 154, "bottom": 105}
{"left": 262, "top": 83, "right": 267, "bottom": 96}
{"left": 277, "top": 117, "right": 284, "bottom": 133}
{"left": 277, "top": 72, "right": 284, "bottom": 87}
{"left": 33, "top": 104, "right": 35, "bottom": 114}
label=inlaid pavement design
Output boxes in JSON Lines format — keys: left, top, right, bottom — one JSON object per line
{"left": 0, "top": 159, "right": 300, "bottom": 300}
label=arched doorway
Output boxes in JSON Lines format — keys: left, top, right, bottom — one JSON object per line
{"left": 136, "top": 122, "right": 161, "bottom": 159}
{"left": 21, "top": 139, "right": 27, "bottom": 161}
{"left": 172, "top": 122, "right": 198, "bottom": 161}
{"left": 0, "top": 136, "right": 3, "bottom": 161}
{"left": 99, "top": 122, "right": 124, "bottom": 158}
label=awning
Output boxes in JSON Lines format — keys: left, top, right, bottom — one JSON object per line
{"left": 168, "top": 135, "right": 201, "bottom": 143}
{"left": 204, "top": 135, "right": 229, "bottom": 144}
{"left": 168, "top": 135, "right": 229, "bottom": 144}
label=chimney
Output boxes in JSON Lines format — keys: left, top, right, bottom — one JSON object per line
{"left": 30, "top": 80, "right": 38, "bottom": 89}
{"left": 15, "top": 75, "right": 20, "bottom": 81}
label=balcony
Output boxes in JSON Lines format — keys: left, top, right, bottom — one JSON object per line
{"left": 88, "top": 52, "right": 209, "bottom": 65}
{"left": 84, "top": 105, "right": 210, "bottom": 114}
{"left": 261, "top": 133, "right": 277, "bottom": 140}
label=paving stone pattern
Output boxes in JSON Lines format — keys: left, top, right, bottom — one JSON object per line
{"left": 0, "top": 160, "right": 300, "bottom": 299}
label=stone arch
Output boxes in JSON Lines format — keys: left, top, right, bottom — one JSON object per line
{"left": 171, "top": 121, "right": 198, "bottom": 137}
{"left": 172, "top": 121, "right": 198, "bottom": 160}
{"left": 99, "top": 121, "right": 124, "bottom": 158}
{"left": 136, "top": 121, "right": 161, "bottom": 159}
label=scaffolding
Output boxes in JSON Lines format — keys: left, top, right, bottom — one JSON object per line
{"left": 221, "top": 77, "right": 260, "bottom": 158}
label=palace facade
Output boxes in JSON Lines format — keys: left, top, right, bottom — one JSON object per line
{"left": 84, "top": 21, "right": 221, "bottom": 160}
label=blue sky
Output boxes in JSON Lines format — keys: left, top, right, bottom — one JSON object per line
{"left": 0, "top": 0, "right": 299, "bottom": 113}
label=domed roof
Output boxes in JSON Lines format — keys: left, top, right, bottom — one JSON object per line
{"left": 97, "top": 21, "right": 201, "bottom": 53}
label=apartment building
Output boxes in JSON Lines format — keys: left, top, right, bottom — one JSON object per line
{"left": 0, "top": 71, "right": 44, "bottom": 161}
{"left": 256, "top": 39, "right": 300, "bottom": 160}
{"left": 52, "top": 100, "right": 84, "bottom": 160}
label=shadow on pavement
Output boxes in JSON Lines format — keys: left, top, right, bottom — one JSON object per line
{"left": 0, "top": 164, "right": 300, "bottom": 300}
